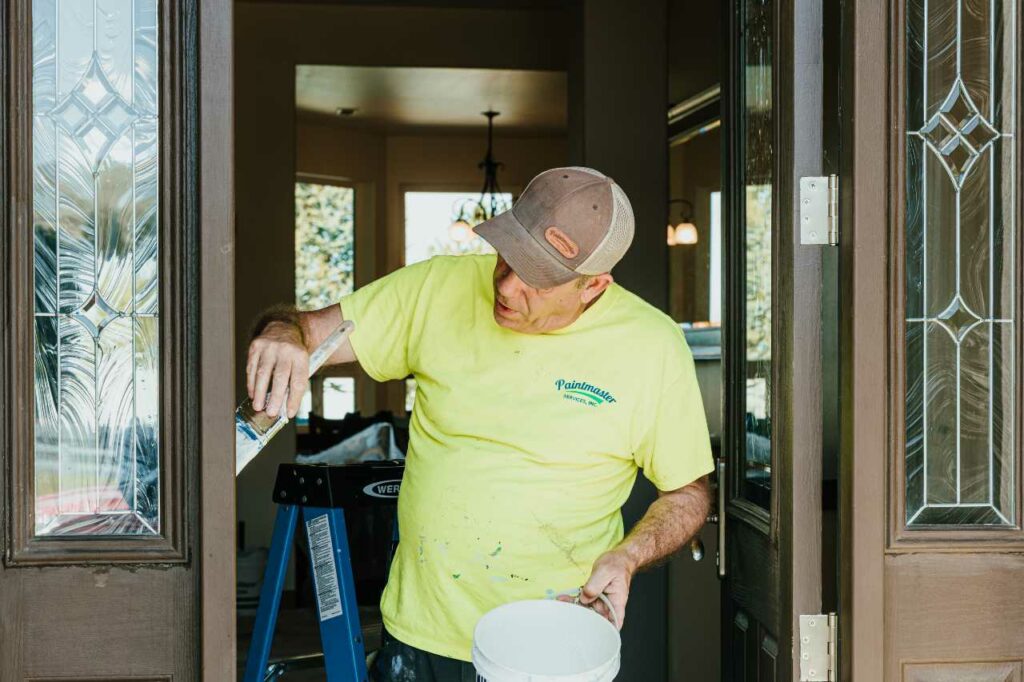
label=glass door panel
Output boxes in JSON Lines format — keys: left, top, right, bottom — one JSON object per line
{"left": 740, "top": 0, "right": 774, "bottom": 511}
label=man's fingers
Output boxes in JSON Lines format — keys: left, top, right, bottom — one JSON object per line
{"left": 581, "top": 572, "right": 611, "bottom": 603}
{"left": 580, "top": 590, "right": 624, "bottom": 629}
{"left": 252, "top": 353, "right": 276, "bottom": 411}
{"left": 265, "top": 366, "right": 293, "bottom": 417}
{"left": 286, "top": 377, "right": 307, "bottom": 419}
{"left": 591, "top": 596, "right": 613, "bottom": 621}
{"left": 246, "top": 343, "right": 264, "bottom": 399}
{"left": 605, "top": 593, "right": 627, "bottom": 629}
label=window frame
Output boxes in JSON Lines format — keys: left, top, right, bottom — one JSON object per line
{"left": 3, "top": 0, "right": 195, "bottom": 564}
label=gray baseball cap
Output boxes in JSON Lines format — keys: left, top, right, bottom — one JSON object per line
{"left": 475, "top": 166, "right": 635, "bottom": 289}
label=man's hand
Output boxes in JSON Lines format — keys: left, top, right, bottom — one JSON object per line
{"left": 579, "top": 549, "right": 636, "bottom": 630}
{"left": 246, "top": 304, "right": 357, "bottom": 419}
{"left": 247, "top": 321, "right": 309, "bottom": 419}
{"left": 578, "top": 475, "right": 712, "bottom": 630}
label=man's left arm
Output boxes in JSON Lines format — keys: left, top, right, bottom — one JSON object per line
{"left": 577, "top": 475, "right": 712, "bottom": 628}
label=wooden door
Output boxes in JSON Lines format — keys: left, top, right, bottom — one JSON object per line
{"left": 721, "top": 0, "right": 829, "bottom": 678}
{"left": 841, "top": 1, "right": 1024, "bottom": 679}
{"left": 0, "top": 0, "right": 236, "bottom": 678}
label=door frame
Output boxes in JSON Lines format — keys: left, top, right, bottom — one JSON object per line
{"left": 199, "top": 0, "right": 237, "bottom": 677}
{"left": 836, "top": 0, "right": 888, "bottom": 679}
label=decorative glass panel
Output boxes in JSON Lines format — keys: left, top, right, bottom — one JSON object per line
{"left": 33, "top": 0, "right": 161, "bottom": 536}
{"left": 905, "top": 0, "right": 1016, "bottom": 526}
{"left": 740, "top": 0, "right": 773, "bottom": 510}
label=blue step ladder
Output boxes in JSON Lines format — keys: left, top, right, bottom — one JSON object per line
{"left": 243, "top": 461, "right": 403, "bottom": 682}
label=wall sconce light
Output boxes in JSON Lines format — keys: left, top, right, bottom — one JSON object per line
{"left": 667, "top": 198, "right": 698, "bottom": 246}
{"left": 667, "top": 199, "right": 698, "bottom": 245}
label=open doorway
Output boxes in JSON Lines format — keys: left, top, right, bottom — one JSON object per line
{"left": 230, "top": 1, "right": 842, "bottom": 680}
{"left": 235, "top": 58, "right": 568, "bottom": 677}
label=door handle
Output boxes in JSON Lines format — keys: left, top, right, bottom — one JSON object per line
{"left": 716, "top": 458, "right": 726, "bottom": 579}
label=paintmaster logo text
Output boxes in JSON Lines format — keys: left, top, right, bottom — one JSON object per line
{"left": 555, "top": 379, "right": 617, "bottom": 407}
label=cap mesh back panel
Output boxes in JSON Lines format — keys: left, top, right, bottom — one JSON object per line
{"left": 564, "top": 166, "right": 606, "bottom": 178}
{"left": 577, "top": 182, "right": 634, "bottom": 274}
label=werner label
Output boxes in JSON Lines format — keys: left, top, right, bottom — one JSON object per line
{"left": 363, "top": 479, "right": 402, "bottom": 498}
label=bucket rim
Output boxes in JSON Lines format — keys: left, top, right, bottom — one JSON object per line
{"left": 472, "top": 599, "right": 621, "bottom": 680}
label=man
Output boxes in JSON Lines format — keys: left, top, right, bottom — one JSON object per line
{"left": 247, "top": 167, "right": 713, "bottom": 681}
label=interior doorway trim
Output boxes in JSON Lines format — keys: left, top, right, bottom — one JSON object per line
{"left": 198, "top": 0, "right": 237, "bottom": 678}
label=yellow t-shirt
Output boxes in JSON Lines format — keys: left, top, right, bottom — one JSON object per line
{"left": 339, "top": 254, "right": 713, "bottom": 661}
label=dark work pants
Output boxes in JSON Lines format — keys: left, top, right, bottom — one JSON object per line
{"left": 370, "top": 628, "right": 477, "bottom": 682}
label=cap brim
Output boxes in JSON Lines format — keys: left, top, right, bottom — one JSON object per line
{"left": 475, "top": 210, "right": 579, "bottom": 289}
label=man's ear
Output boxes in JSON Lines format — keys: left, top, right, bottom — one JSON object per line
{"left": 580, "top": 273, "right": 614, "bottom": 305}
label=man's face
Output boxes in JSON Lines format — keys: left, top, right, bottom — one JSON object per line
{"left": 491, "top": 256, "right": 598, "bottom": 334}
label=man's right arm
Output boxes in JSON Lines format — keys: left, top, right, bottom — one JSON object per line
{"left": 245, "top": 303, "right": 356, "bottom": 419}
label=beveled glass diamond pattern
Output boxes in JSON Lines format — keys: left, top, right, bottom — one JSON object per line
{"left": 55, "top": 96, "right": 89, "bottom": 132}
{"left": 959, "top": 115, "right": 999, "bottom": 152}
{"left": 919, "top": 79, "right": 999, "bottom": 187}
{"left": 101, "top": 98, "right": 136, "bottom": 134}
{"left": 935, "top": 295, "right": 983, "bottom": 342}
{"left": 49, "top": 55, "right": 139, "bottom": 171}
{"left": 79, "top": 59, "right": 117, "bottom": 109}
{"left": 71, "top": 289, "right": 122, "bottom": 338}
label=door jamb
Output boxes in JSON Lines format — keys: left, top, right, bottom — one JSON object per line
{"left": 199, "top": 0, "right": 236, "bottom": 678}
{"left": 837, "top": 1, "right": 887, "bottom": 680}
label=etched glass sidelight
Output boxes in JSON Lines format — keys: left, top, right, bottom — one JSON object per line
{"left": 32, "top": 0, "right": 160, "bottom": 536}
{"left": 905, "top": 0, "right": 1016, "bottom": 526}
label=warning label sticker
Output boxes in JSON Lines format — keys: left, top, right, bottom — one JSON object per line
{"left": 306, "top": 514, "right": 343, "bottom": 621}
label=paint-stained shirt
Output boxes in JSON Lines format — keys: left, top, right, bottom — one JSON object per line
{"left": 339, "top": 254, "right": 714, "bottom": 661}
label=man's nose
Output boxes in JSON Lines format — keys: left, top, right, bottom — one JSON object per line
{"left": 496, "top": 267, "right": 526, "bottom": 297}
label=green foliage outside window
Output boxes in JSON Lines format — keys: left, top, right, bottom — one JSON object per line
{"left": 295, "top": 182, "right": 355, "bottom": 311}
{"left": 745, "top": 184, "right": 772, "bottom": 362}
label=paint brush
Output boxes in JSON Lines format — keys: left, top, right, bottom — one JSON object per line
{"left": 235, "top": 320, "right": 355, "bottom": 475}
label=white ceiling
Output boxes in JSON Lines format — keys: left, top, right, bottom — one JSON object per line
{"left": 295, "top": 65, "right": 568, "bottom": 133}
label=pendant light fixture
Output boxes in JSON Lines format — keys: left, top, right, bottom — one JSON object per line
{"left": 449, "top": 110, "right": 511, "bottom": 242}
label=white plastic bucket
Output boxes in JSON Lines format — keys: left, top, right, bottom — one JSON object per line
{"left": 472, "top": 599, "right": 621, "bottom": 682}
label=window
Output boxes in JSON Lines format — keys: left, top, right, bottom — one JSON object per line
{"left": 295, "top": 181, "right": 355, "bottom": 311}
{"left": 295, "top": 181, "right": 357, "bottom": 425}
{"left": 297, "top": 377, "right": 356, "bottom": 422}
{"left": 404, "top": 191, "right": 510, "bottom": 266}
{"left": 405, "top": 378, "right": 417, "bottom": 414}
{"left": 709, "top": 191, "right": 722, "bottom": 325}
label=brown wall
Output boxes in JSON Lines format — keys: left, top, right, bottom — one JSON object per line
{"left": 667, "top": 0, "right": 722, "bottom": 105}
